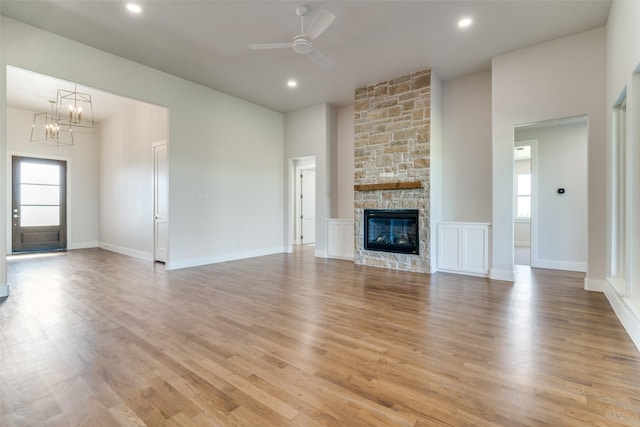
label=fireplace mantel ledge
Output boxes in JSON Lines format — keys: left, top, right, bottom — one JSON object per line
{"left": 354, "top": 181, "right": 422, "bottom": 191}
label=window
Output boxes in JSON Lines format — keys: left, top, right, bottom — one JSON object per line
{"left": 516, "top": 173, "right": 531, "bottom": 219}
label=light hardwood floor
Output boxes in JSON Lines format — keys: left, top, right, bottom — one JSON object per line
{"left": 1, "top": 248, "right": 640, "bottom": 426}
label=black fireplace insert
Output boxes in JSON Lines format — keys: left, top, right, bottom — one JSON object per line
{"left": 364, "top": 209, "right": 419, "bottom": 255}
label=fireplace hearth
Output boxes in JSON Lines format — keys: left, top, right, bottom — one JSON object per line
{"left": 364, "top": 209, "right": 419, "bottom": 255}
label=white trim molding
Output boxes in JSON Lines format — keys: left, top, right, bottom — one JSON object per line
{"left": 167, "top": 246, "right": 286, "bottom": 270}
{"left": 605, "top": 279, "right": 640, "bottom": 352}
{"left": 99, "top": 242, "right": 153, "bottom": 262}
{"left": 584, "top": 277, "right": 606, "bottom": 292}
{"left": 490, "top": 268, "right": 515, "bottom": 282}
{"left": 534, "top": 259, "right": 587, "bottom": 272}
{"left": 68, "top": 242, "right": 99, "bottom": 250}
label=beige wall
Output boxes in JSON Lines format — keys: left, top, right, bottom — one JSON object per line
{"left": 98, "top": 102, "right": 167, "bottom": 259}
{"left": 442, "top": 71, "right": 492, "bottom": 223}
{"left": 336, "top": 105, "right": 355, "bottom": 219}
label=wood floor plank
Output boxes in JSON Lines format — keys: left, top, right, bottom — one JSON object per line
{"left": 2, "top": 248, "right": 640, "bottom": 425}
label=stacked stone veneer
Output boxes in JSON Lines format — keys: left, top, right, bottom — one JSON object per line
{"left": 354, "top": 69, "right": 431, "bottom": 273}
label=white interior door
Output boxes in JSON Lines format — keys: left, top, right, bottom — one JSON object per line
{"left": 153, "top": 142, "right": 169, "bottom": 262}
{"left": 301, "top": 169, "right": 316, "bottom": 245}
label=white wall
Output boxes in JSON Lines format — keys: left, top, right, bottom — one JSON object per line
{"left": 442, "top": 71, "right": 492, "bottom": 222}
{"left": 516, "top": 122, "right": 588, "bottom": 271}
{"left": 284, "top": 103, "right": 334, "bottom": 257}
{"left": 336, "top": 104, "right": 354, "bottom": 219}
{"left": 5, "top": 107, "right": 99, "bottom": 251}
{"left": 604, "top": 0, "right": 640, "bottom": 349}
{"left": 98, "top": 102, "right": 167, "bottom": 260}
{"left": 492, "top": 27, "right": 606, "bottom": 284}
{"left": 1, "top": 17, "right": 285, "bottom": 273}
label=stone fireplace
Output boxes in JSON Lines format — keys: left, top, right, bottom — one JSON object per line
{"left": 354, "top": 69, "right": 432, "bottom": 273}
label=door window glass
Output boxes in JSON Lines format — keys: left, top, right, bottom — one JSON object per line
{"left": 20, "top": 162, "right": 61, "bottom": 226}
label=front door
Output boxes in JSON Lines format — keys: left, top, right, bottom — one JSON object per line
{"left": 12, "top": 156, "right": 67, "bottom": 253}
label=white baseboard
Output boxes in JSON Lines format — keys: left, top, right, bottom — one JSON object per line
{"left": 327, "top": 254, "right": 354, "bottom": 261}
{"left": 584, "top": 277, "right": 606, "bottom": 292}
{"left": 532, "top": 259, "right": 586, "bottom": 272}
{"left": 68, "top": 241, "right": 99, "bottom": 250}
{"left": 167, "top": 246, "right": 285, "bottom": 270}
{"left": 604, "top": 280, "right": 640, "bottom": 352}
{"left": 438, "top": 268, "right": 488, "bottom": 278}
{"left": 315, "top": 249, "right": 327, "bottom": 258}
{"left": 490, "top": 268, "right": 515, "bottom": 282}
{"left": 0, "top": 284, "right": 9, "bottom": 298}
{"left": 99, "top": 242, "right": 153, "bottom": 261}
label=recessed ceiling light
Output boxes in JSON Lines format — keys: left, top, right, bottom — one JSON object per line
{"left": 458, "top": 17, "right": 472, "bottom": 28}
{"left": 287, "top": 80, "right": 298, "bottom": 88}
{"left": 126, "top": 3, "right": 142, "bottom": 14}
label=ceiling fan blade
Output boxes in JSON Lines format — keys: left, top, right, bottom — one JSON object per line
{"left": 303, "top": 9, "right": 335, "bottom": 40}
{"left": 308, "top": 48, "right": 334, "bottom": 70}
{"left": 248, "top": 43, "right": 293, "bottom": 50}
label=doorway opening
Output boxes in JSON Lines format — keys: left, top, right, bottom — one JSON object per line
{"left": 514, "top": 116, "right": 588, "bottom": 272}
{"left": 7, "top": 66, "right": 169, "bottom": 265}
{"left": 292, "top": 156, "right": 316, "bottom": 246}
{"left": 12, "top": 156, "right": 67, "bottom": 253}
{"left": 513, "top": 142, "right": 533, "bottom": 266}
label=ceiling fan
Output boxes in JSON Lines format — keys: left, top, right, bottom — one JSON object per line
{"left": 249, "top": 6, "right": 335, "bottom": 69}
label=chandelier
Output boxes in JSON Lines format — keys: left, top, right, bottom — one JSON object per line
{"left": 30, "top": 101, "right": 74, "bottom": 146}
{"left": 56, "top": 86, "right": 95, "bottom": 133}
{"left": 30, "top": 85, "right": 95, "bottom": 146}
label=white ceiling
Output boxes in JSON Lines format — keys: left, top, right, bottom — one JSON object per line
{"left": 2, "top": 0, "right": 612, "bottom": 115}
{"left": 6, "top": 66, "right": 139, "bottom": 122}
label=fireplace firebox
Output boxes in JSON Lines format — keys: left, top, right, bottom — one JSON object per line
{"left": 364, "top": 209, "right": 419, "bottom": 255}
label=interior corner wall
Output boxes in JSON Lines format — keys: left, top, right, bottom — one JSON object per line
{"left": 336, "top": 104, "right": 355, "bottom": 219}
{"left": 429, "top": 72, "right": 444, "bottom": 273}
{"left": 442, "top": 71, "right": 492, "bottom": 222}
{"left": 98, "top": 102, "right": 167, "bottom": 260}
{"left": 1, "top": 17, "right": 285, "bottom": 271}
{"left": 491, "top": 27, "right": 606, "bottom": 283}
{"left": 327, "top": 104, "right": 338, "bottom": 220}
{"left": 284, "top": 103, "right": 331, "bottom": 257}
{"left": 5, "top": 106, "right": 99, "bottom": 252}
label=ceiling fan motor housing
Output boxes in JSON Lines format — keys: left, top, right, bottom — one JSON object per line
{"left": 292, "top": 36, "right": 313, "bottom": 54}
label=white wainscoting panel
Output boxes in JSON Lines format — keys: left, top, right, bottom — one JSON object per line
{"left": 437, "top": 222, "right": 491, "bottom": 277}
{"left": 327, "top": 219, "right": 354, "bottom": 260}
